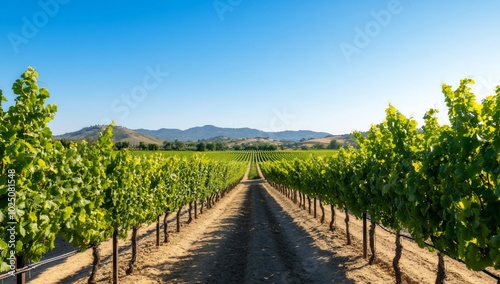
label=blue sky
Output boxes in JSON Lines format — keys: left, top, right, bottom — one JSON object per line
{"left": 1, "top": 1, "right": 499, "bottom": 136}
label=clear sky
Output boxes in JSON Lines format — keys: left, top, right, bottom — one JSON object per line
{"left": 1, "top": 1, "right": 499, "bottom": 135}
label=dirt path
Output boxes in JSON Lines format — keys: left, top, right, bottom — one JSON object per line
{"left": 5, "top": 168, "right": 497, "bottom": 283}
{"left": 163, "top": 179, "right": 377, "bottom": 283}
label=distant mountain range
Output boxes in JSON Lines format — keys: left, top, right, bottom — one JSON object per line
{"left": 134, "top": 125, "right": 331, "bottom": 141}
{"left": 56, "top": 125, "right": 332, "bottom": 143}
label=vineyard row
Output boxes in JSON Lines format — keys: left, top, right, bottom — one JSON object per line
{"left": 0, "top": 68, "right": 247, "bottom": 283}
{"left": 261, "top": 79, "right": 500, "bottom": 283}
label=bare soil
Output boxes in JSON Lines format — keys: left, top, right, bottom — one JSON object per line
{"left": 4, "top": 169, "right": 497, "bottom": 284}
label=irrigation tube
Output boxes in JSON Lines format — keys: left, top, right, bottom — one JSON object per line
{"left": 0, "top": 248, "right": 82, "bottom": 281}
{"left": 364, "top": 215, "right": 500, "bottom": 282}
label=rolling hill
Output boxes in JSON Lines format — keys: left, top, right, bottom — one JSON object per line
{"left": 134, "top": 125, "right": 331, "bottom": 141}
{"left": 299, "top": 134, "right": 354, "bottom": 147}
{"left": 55, "top": 125, "right": 164, "bottom": 145}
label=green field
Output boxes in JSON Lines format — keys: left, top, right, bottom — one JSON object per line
{"left": 129, "top": 149, "right": 338, "bottom": 162}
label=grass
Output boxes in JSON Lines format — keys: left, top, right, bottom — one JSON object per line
{"left": 247, "top": 160, "right": 261, "bottom": 180}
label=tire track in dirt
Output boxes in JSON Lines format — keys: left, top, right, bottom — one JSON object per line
{"left": 245, "top": 181, "right": 313, "bottom": 283}
{"left": 160, "top": 181, "right": 252, "bottom": 283}
{"left": 201, "top": 182, "right": 252, "bottom": 283}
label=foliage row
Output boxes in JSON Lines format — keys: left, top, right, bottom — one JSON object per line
{"left": 261, "top": 79, "right": 500, "bottom": 271}
{"left": 0, "top": 68, "right": 246, "bottom": 272}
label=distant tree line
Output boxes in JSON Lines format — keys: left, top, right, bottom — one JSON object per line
{"left": 56, "top": 138, "right": 345, "bottom": 151}
{"left": 234, "top": 142, "right": 278, "bottom": 151}
{"left": 126, "top": 139, "right": 283, "bottom": 151}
